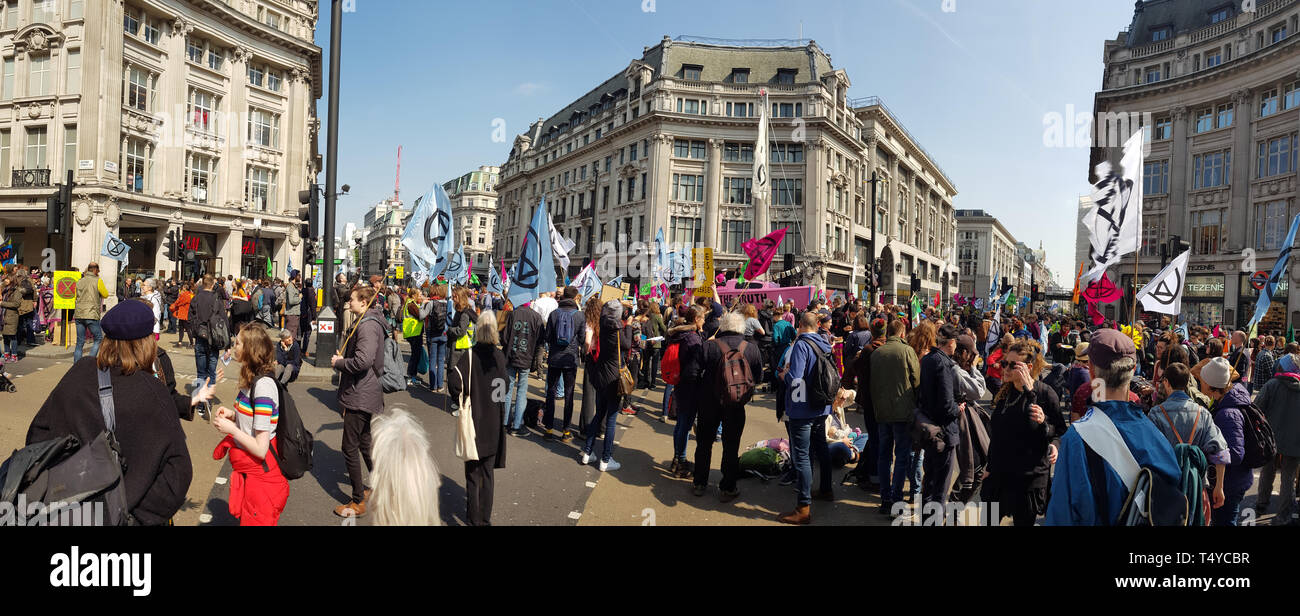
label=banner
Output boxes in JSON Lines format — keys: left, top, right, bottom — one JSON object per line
{"left": 1134, "top": 249, "right": 1190, "bottom": 315}
{"left": 0, "top": 241, "right": 14, "bottom": 266}
{"left": 506, "top": 199, "right": 555, "bottom": 309}
{"left": 1249, "top": 213, "right": 1300, "bottom": 327}
{"left": 52, "top": 271, "right": 80, "bottom": 310}
{"left": 685, "top": 283, "right": 816, "bottom": 310}
{"left": 1082, "top": 130, "right": 1144, "bottom": 284}
{"left": 571, "top": 260, "right": 602, "bottom": 301}
{"left": 692, "top": 248, "right": 714, "bottom": 293}
{"left": 741, "top": 227, "right": 787, "bottom": 281}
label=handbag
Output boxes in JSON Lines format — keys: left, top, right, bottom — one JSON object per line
{"left": 617, "top": 329, "right": 636, "bottom": 396}
{"left": 454, "top": 348, "right": 480, "bottom": 461}
{"left": 401, "top": 301, "right": 423, "bottom": 338}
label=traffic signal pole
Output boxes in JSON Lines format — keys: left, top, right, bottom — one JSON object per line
{"left": 314, "top": 0, "right": 343, "bottom": 368}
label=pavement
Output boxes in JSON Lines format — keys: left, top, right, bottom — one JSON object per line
{"left": 2, "top": 335, "right": 1292, "bottom": 526}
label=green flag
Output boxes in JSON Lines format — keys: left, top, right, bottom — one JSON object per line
{"left": 1005, "top": 293, "right": 1016, "bottom": 306}
{"left": 265, "top": 258, "right": 272, "bottom": 278}
{"left": 1289, "top": 324, "right": 1295, "bottom": 344}
{"left": 639, "top": 281, "right": 652, "bottom": 296}
{"left": 471, "top": 274, "right": 481, "bottom": 286}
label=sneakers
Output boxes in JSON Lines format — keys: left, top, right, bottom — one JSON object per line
{"left": 692, "top": 484, "right": 706, "bottom": 497}
{"left": 598, "top": 459, "right": 621, "bottom": 472}
{"left": 579, "top": 451, "right": 594, "bottom": 465}
{"left": 719, "top": 488, "right": 741, "bottom": 503}
{"left": 561, "top": 430, "right": 573, "bottom": 443}
{"left": 510, "top": 428, "right": 529, "bottom": 437}
{"left": 620, "top": 407, "right": 637, "bottom": 416}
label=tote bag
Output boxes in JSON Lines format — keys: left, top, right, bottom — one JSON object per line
{"left": 453, "top": 350, "right": 480, "bottom": 461}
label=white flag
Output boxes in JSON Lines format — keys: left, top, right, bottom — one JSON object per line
{"left": 1135, "top": 249, "right": 1190, "bottom": 315}
{"left": 571, "top": 261, "right": 602, "bottom": 301}
{"left": 753, "top": 90, "right": 770, "bottom": 209}
{"left": 547, "top": 213, "right": 575, "bottom": 273}
{"left": 1082, "top": 130, "right": 1144, "bottom": 284}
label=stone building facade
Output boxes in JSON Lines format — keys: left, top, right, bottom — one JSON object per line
{"left": 444, "top": 165, "right": 498, "bottom": 278}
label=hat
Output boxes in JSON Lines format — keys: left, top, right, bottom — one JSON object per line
{"left": 1088, "top": 329, "right": 1135, "bottom": 370}
{"left": 1073, "top": 342, "right": 1090, "bottom": 361}
{"left": 955, "top": 335, "right": 977, "bottom": 356}
{"left": 1200, "top": 356, "right": 1233, "bottom": 389}
{"left": 101, "top": 301, "right": 155, "bottom": 340}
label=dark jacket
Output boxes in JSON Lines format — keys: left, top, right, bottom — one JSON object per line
{"left": 987, "top": 380, "right": 1064, "bottom": 485}
{"left": 187, "top": 288, "right": 222, "bottom": 340}
{"left": 642, "top": 312, "right": 667, "bottom": 349}
{"left": 446, "top": 304, "right": 478, "bottom": 371}
{"left": 1257, "top": 371, "right": 1300, "bottom": 456}
{"left": 667, "top": 323, "right": 705, "bottom": 394}
{"left": 919, "top": 348, "right": 962, "bottom": 447}
{"left": 337, "top": 305, "right": 386, "bottom": 414}
{"left": 783, "top": 332, "right": 834, "bottom": 419}
{"left": 545, "top": 298, "right": 586, "bottom": 368}
{"left": 449, "top": 343, "right": 508, "bottom": 467}
{"left": 332, "top": 281, "right": 352, "bottom": 316}
{"left": 843, "top": 330, "right": 872, "bottom": 366}
{"left": 502, "top": 304, "right": 545, "bottom": 370}
{"left": 846, "top": 338, "right": 884, "bottom": 420}
{"left": 699, "top": 330, "right": 764, "bottom": 409}
{"left": 277, "top": 341, "right": 303, "bottom": 369}
{"left": 27, "top": 357, "right": 193, "bottom": 525}
{"left": 425, "top": 298, "right": 449, "bottom": 340}
{"left": 300, "top": 286, "right": 317, "bottom": 331}
{"left": 155, "top": 348, "right": 195, "bottom": 422}
{"left": 590, "top": 305, "right": 626, "bottom": 391}
{"left": 1210, "top": 383, "right": 1254, "bottom": 497}
{"left": 701, "top": 301, "right": 723, "bottom": 339}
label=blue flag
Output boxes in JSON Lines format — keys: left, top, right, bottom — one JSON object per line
{"left": 446, "top": 245, "right": 469, "bottom": 286}
{"left": 101, "top": 231, "right": 131, "bottom": 264}
{"left": 287, "top": 254, "right": 294, "bottom": 278}
{"left": 988, "top": 271, "right": 999, "bottom": 303}
{"left": 401, "top": 184, "right": 455, "bottom": 279}
{"left": 506, "top": 198, "right": 555, "bottom": 309}
{"left": 1249, "top": 213, "right": 1300, "bottom": 327}
{"left": 486, "top": 255, "right": 504, "bottom": 294}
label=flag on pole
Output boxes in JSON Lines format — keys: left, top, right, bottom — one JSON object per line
{"left": 933, "top": 291, "right": 941, "bottom": 308}
{"left": 1248, "top": 213, "right": 1300, "bottom": 328}
{"left": 266, "top": 257, "right": 273, "bottom": 278}
{"left": 506, "top": 201, "right": 554, "bottom": 309}
{"left": 1289, "top": 324, "right": 1295, "bottom": 344}
{"left": 471, "top": 274, "right": 480, "bottom": 286}
{"left": 741, "top": 228, "right": 787, "bottom": 281}
{"left": 1134, "top": 249, "right": 1190, "bottom": 316}
{"left": 101, "top": 230, "right": 131, "bottom": 264}
{"left": 985, "top": 307, "right": 1002, "bottom": 353}
{"left": 0, "top": 240, "right": 15, "bottom": 266}
{"left": 446, "top": 245, "right": 470, "bottom": 286}
{"left": 548, "top": 212, "right": 575, "bottom": 273}
{"left": 486, "top": 257, "right": 504, "bottom": 294}
{"left": 571, "top": 261, "right": 602, "bottom": 301}
{"left": 989, "top": 271, "right": 1000, "bottom": 304}
{"left": 1081, "top": 130, "right": 1144, "bottom": 284}
{"left": 1072, "top": 261, "right": 1085, "bottom": 304}
{"left": 910, "top": 295, "right": 922, "bottom": 327}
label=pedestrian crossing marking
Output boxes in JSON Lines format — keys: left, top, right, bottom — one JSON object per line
{"left": 568, "top": 511, "right": 582, "bottom": 520}
{"left": 214, "top": 476, "right": 228, "bottom": 485}
{"left": 585, "top": 481, "right": 597, "bottom": 488}
{"left": 199, "top": 513, "right": 212, "bottom": 524}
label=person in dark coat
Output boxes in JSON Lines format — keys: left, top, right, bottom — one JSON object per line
{"left": 299, "top": 281, "right": 317, "bottom": 358}
{"left": 26, "top": 300, "right": 194, "bottom": 525}
{"left": 500, "top": 302, "right": 545, "bottom": 435}
{"left": 694, "top": 312, "right": 764, "bottom": 501}
{"left": 842, "top": 318, "right": 886, "bottom": 490}
{"left": 275, "top": 328, "right": 302, "bottom": 385}
{"left": 445, "top": 286, "right": 478, "bottom": 410}
{"left": 667, "top": 306, "right": 705, "bottom": 478}
{"left": 917, "top": 324, "right": 964, "bottom": 507}
{"left": 580, "top": 299, "right": 632, "bottom": 471}
{"left": 982, "top": 339, "right": 1065, "bottom": 526}
{"left": 331, "top": 286, "right": 387, "bottom": 518}
{"left": 448, "top": 311, "right": 509, "bottom": 526}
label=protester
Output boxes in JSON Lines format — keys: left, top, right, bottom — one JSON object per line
{"left": 543, "top": 287, "right": 585, "bottom": 438}
{"left": 1147, "top": 362, "right": 1229, "bottom": 517}
{"left": 667, "top": 305, "right": 705, "bottom": 478}
{"left": 500, "top": 298, "right": 544, "bottom": 436}
{"left": 275, "top": 329, "right": 302, "bottom": 385}
{"left": 446, "top": 287, "right": 478, "bottom": 413}
{"left": 142, "top": 278, "right": 163, "bottom": 340}
{"left": 0, "top": 275, "right": 19, "bottom": 362}
{"left": 916, "top": 324, "right": 964, "bottom": 507}
{"left": 580, "top": 299, "right": 630, "bottom": 472}
{"left": 170, "top": 282, "right": 193, "bottom": 347}
{"left": 777, "top": 312, "right": 834, "bottom": 524}
{"left": 403, "top": 288, "right": 427, "bottom": 388}
{"left": 331, "top": 285, "right": 387, "bottom": 518}
{"left": 283, "top": 273, "right": 303, "bottom": 343}
{"left": 1255, "top": 351, "right": 1300, "bottom": 525}
{"left": 985, "top": 333, "right": 1013, "bottom": 393}
{"left": 212, "top": 324, "right": 290, "bottom": 525}
{"left": 982, "top": 340, "right": 1065, "bottom": 526}
{"left": 693, "top": 313, "right": 763, "bottom": 502}
{"left": 1045, "top": 329, "right": 1180, "bottom": 525}
{"left": 870, "top": 318, "right": 920, "bottom": 516}
{"left": 26, "top": 300, "right": 193, "bottom": 525}
{"left": 1193, "top": 357, "right": 1251, "bottom": 526}
{"left": 368, "top": 408, "right": 441, "bottom": 525}
{"left": 188, "top": 275, "right": 225, "bottom": 386}
{"left": 424, "top": 284, "right": 449, "bottom": 392}
{"left": 1253, "top": 336, "right": 1278, "bottom": 393}
{"left": 639, "top": 300, "right": 666, "bottom": 390}
{"left": 449, "top": 311, "right": 509, "bottom": 526}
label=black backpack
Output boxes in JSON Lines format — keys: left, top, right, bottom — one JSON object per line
{"left": 1238, "top": 402, "right": 1277, "bottom": 469}
{"left": 206, "top": 292, "right": 231, "bottom": 350}
{"left": 715, "top": 339, "right": 755, "bottom": 406}
{"left": 0, "top": 369, "right": 134, "bottom": 525}
{"left": 805, "top": 339, "right": 841, "bottom": 410}
{"left": 269, "top": 379, "right": 313, "bottom": 480}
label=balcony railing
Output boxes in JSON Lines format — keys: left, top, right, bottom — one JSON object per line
{"left": 12, "top": 169, "right": 51, "bottom": 187}
{"left": 553, "top": 211, "right": 567, "bottom": 223}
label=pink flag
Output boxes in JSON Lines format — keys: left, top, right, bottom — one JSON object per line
{"left": 1087, "top": 301, "right": 1106, "bottom": 326}
{"left": 1212, "top": 324, "right": 1222, "bottom": 338}
{"left": 1082, "top": 275, "right": 1122, "bottom": 304}
{"left": 741, "top": 227, "right": 788, "bottom": 280}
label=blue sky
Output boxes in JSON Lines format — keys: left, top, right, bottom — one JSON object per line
{"left": 317, "top": 0, "right": 1139, "bottom": 284}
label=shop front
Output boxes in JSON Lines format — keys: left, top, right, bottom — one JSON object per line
{"left": 1182, "top": 274, "right": 1225, "bottom": 327}
{"left": 182, "top": 231, "right": 221, "bottom": 280}
{"left": 240, "top": 237, "right": 276, "bottom": 280}
{"left": 1238, "top": 274, "right": 1289, "bottom": 334}
{"left": 119, "top": 228, "right": 159, "bottom": 279}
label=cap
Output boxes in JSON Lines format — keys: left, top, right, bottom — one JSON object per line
{"left": 1073, "top": 342, "right": 1090, "bottom": 361}
{"left": 955, "top": 335, "right": 977, "bottom": 356}
{"left": 101, "top": 301, "right": 155, "bottom": 341}
{"left": 1088, "top": 329, "right": 1136, "bottom": 370}
{"left": 1200, "top": 356, "right": 1233, "bottom": 389}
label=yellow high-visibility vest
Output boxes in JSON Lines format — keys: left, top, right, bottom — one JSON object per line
{"left": 455, "top": 323, "right": 474, "bottom": 350}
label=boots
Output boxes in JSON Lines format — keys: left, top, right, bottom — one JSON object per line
{"left": 777, "top": 505, "right": 811, "bottom": 525}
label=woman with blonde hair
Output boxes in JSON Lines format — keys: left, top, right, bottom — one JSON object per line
{"left": 448, "top": 310, "right": 507, "bottom": 525}
{"left": 370, "top": 408, "right": 441, "bottom": 526}
{"left": 213, "top": 323, "right": 290, "bottom": 525}
{"left": 908, "top": 321, "right": 937, "bottom": 360}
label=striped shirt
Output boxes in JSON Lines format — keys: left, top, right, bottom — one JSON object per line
{"left": 234, "top": 376, "right": 279, "bottom": 448}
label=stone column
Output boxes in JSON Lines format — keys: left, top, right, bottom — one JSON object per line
{"left": 1228, "top": 89, "right": 1253, "bottom": 252}
{"left": 806, "top": 137, "right": 828, "bottom": 260}
{"left": 649, "top": 132, "right": 672, "bottom": 250}
{"left": 225, "top": 47, "right": 253, "bottom": 209}
{"left": 703, "top": 138, "right": 722, "bottom": 251}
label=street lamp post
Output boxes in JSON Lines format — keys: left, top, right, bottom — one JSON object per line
{"left": 315, "top": 0, "right": 344, "bottom": 368}
{"left": 867, "top": 171, "right": 883, "bottom": 306}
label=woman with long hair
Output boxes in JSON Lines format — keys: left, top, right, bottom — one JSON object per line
{"left": 446, "top": 286, "right": 478, "bottom": 411}
{"left": 212, "top": 323, "right": 290, "bottom": 525}
{"left": 581, "top": 299, "right": 632, "bottom": 472}
{"left": 982, "top": 339, "right": 1065, "bottom": 526}
{"left": 229, "top": 278, "right": 255, "bottom": 330}
{"left": 576, "top": 295, "right": 604, "bottom": 437}
{"left": 370, "top": 408, "right": 441, "bottom": 526}
{"left": 908, "top": 321, "right": 937, "bottom": 360}
{"left": 0, "top": 275, "right": 19, "bottom": 361}
{"left": 639, "top": 300, "right": 666, "bottom": 390}
{"left": 449, "top": 311, "right": 508, "bottom": 526}
{"left": 425, "top": 284, "right": 450, "bottom": 393}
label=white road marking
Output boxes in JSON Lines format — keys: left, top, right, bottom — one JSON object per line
{"left": 199, "top": 513, "right": 213, "bottom": 524}
{"left": 214, "top": 476, "right": 228, "bottom": 485}
{"left": 585, "top": 481, "right": 597, "bottom": 488}
{"left": 568, "top": 511, "right": 582, "bottom": 520}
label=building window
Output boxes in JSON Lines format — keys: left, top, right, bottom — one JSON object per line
{"left": 187, "top": 37, "right": 204, "bottom": 64}
{"left": 69, "top": 0, "right": 83, "bottom": 20}
{"left": 1193, "top": 150, "right": 1231, "bottom": 188}
{"left": 641, "top": 173, "right": 646, "bottom": 200}
{"left": 771, "top": 143, "right": 804, "bottom": 162}
{"left": 1205, "top": 49, "right": 1222, "bottom": 68}
{"left": 188, "top": 88, "right": 217, "bottom": 132}
{"left": 682, "top": 64, "right": 702, "bottom": 81}
{"left": 724, "top": 177, "right": 752, "bottom": 204}
{"left": 245, "top": 166, "right": 276, "bottom": 212}
{"left": 1141, "top": 214, "right": 1163, "bottom": 257}
{"left": 123, "top": 137, "right": 147, "bottom": 192}
{"left": 266, "top": 68, "right": 283, "bottom": 92}
{"left": 126, "top": 66, "right": 151, "bottom": 111}
{"left": 725, "top": 102, "right": 753, "bottom": 117}
{"left": 24, "top": 126, "right": 47, "bottom": 169}
{"left": 1216, "top": 103, "right": 1233, "bottom": 128}
{"left": 773, "top": 221, "right": 802, "bottom": 254}
{"left": 721, "top": 220, "right": 752, "bottom": 254}
{"left": 629, "top": 143, "right": 637, "bottom": 161}
{"left": 729, "top": 68, "right": 749, "bottom": 83}
{"left": 2, "top": 58, "right": 12, "bottom": 101}
{"left": 1209, "top": 7, "right": 1231, "bottom": 24}
{"left": 1196, "top": 108, "right": 1214, "bottom": 133}
{"left": 248, "top": 63, "right": 265, "bottom": 88}
{"left": 776, "top": 69, "right": 797, "bottom": 84}
{"left": 1191, "top": 209, "right": 1222, "bottom": 255}
{"left": 27, "top": 54, "right": 50, "bottom": 97}
{"left": 1284, "top": 81, "right": 1299, "bottom": 110}
{"left": 248, "top": 108, "right": 280, "bottom": 149}
{"left": 1143, "top": 160, "right": 1169, "bottom": 194}
{"left": 62, "top": 125, "right": 75, "bottom": 177}
{"left": 1145, "top": 66, "right": 1161, "bottom": 83}
{"left": 1260, "top": 88, "right": 1279, "bottom": 117}
{"left": 1256, "top": 200, "right": 1289, "bottom": 250}
{"left": 670, "top": 216, "right": 701, "bottom": 245}
{"left": 66, "top": 48, "right": 80, "bottom": 95}
{"left": 626, "top": 176, "right": 636, "bottom": 201}
{"left": 671, "top": 173, "right": 704, "bottom": 202}
{"left": 675, "top": 98, "right": 706, "bottom": 115}
{"left": 124, "top": 7, "right": 140, "bottom": 35}
{"left": 30, "top": 0, "right": 52, "bottom": 23}
{"left": 772, "top": 103, "right": 803, "bottom": 118}
{"left": 1150, "top": 27, "right": 1172, "bottom": 42}
{"left": 1257, "top": 133, "right": 1298, "bottom": 178}
{"left": 723, "top": 142, "right": 754, "bottom": 162}
{"left": 0, "top": 130, "right": 9, "bottom": 183}
{"left": 773, "top": 179, "right": 802, "bottom": 205}
{"left": 186, "top": 152, "right": 217, "bottom": 204}
{"left": 1271, "top": 24, "right": 1288, "bottom": 44}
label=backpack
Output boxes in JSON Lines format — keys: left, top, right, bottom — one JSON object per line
{"left": 427, "top": 300, "right": 448, "bottom": 337}
{"left": 360, "top": 315, "right": 406, "bottom": 394}
{"left": 715, "top": 339, "right": 755, "bottom": 406}
{"left": 739, "top": 447, "right": 784, "bottom": 479}
{"left": 269, "top": 379, "right": 313, "bottom": 480}
{"left": 0, "top": 369, "right": 134, "bottom": 526}
{"left": 1238, "top": 402, "right": 1277, "bottom": 469}
{"left": 198, "top": 291, "right": 231, "bottom": 351}
{"left": 662, "top": 342, "right": 682, "bottom": 385}
{"left": 1077, "top": 407, "right": 1188, "bottom": 526}
{"left": 553, "top": 308, "right": 577, "bottom": 351}
{"left": 805, "top": 339, "right": 842, "bottom": 411}
{"left": 1156, "top": 404, "right": 1212, "bottom": 526}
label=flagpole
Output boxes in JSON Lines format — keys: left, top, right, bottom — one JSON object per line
{"left": 1131, "top": 250, "right": 1140, "bottom": 328}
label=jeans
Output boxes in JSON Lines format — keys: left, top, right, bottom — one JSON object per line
{"left": 2, "top": 335, "right": 15, "bottom": 356}
{"left": 18, "top": 313, "right": 34, "bottom": 346}
{"left": 788, "top": 415, "right": 831, "bottom": 507}
{"left": 829, "top": 433, "right": 870, "bottom": 468}
{"left": 427, "top": 337, "right": 447, "bottom": 390}
{"left": 275, "top": 363, "right": 299, "bottom": 385}
{"left": 583, "top": 382, "right": 621, "bottom": 463}
{"left": 661, "top": 383, "right": 675, "bottom": 416}
{"left": 405, "top": 336, "right": 425, "bottom": 379}
{"left": 1258, "top": 455, "right": 1299, "bottom": 524}
{"left": 671, "top": 386, "right": 697, "bottom": 460}
{"left": 1212, "top": 490, "right": 1245, "bottom": 526}
{"left": 193, "top": 337, "right": 219, "bottom": 386}
{"left": 877, "top": 422, "right": 914, "bottom": 505}
{"left": 911, "top": 448, "right": 925, "bottom": 497}
{"left": 640, "top": 346, "right": 661, "bottom": 388}
{"left": 73, "top": 318, "right": 103, "bottom": 363}
{"left": 693, "top": 403, "right": 747, "bottom": 491}
{"left": 342, "top": 409, "right": 375, "bottom": 504}
{"left": 166, "top": 311, "right": 177, "bottom": 333}
{"left": 544, "top": 364, "right": 577, "bottom": 432}
{"left": 503, "top": 367, "right": 530, "bottom": 430}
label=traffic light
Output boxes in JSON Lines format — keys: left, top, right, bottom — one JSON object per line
{"left": 298, "top": 188, "right": 319, "bottom": 241}
{"left": 165, "top": 230, "right": 178, "bottom": 262}
{"left": 1031, "top": 283, "right": 1043, "bottom": 303}
{"left": 47, "top": 171, "right": 76, "bottom": 235}
{"left": 910, "top": 271, "right": 921, "bottom": 294}
{"left": 1001, "top": 276, "right": 1011, "bottom": 295}
{"left": 1169, "top": 235, "right": 1190, "bottom": 255}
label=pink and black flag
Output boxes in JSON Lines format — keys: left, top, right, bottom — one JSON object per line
{"left": 741, "top": 227, "right": 788, "bottom": 280}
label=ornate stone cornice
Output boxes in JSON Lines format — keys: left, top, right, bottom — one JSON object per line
{"left": 233, "top": 46, "right": 254, "bottom": 65}
{"left": 1170, "top": 105, "right": 1188, "bottom": 121}
{"left": 172, "top": 16, "right": 195, "bottom": 38}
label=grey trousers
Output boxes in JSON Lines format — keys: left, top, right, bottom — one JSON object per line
{"left": 1258, "top": 455, "right": 1299, "bottom": 525}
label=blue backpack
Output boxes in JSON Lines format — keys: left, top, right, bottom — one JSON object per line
{"left": 553, "top": 309, "right": 576, "bottom": 350}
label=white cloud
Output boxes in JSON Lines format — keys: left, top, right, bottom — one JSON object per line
{"left": 513, "top": 82, "right": 545, "bottom": 96}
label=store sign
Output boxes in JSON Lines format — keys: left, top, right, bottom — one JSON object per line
{"left": 78, "top": 160, "right": 94, "bottom": 170}
{"left": 1188, "top": 264, "right": 1217, "bottom": 272}
{"left": 1184, "top": 275, "right": 1224, "bottom": 297}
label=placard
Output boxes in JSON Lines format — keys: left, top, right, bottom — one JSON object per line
{"left": 395, "top": 266, "right": 404, "bottom": 280}
{"left": 692, "top": 247, "right": 714, "bottom": 293}
{"left": 53, "top": 271, "right": 81, "bottom": 310}
{"left": 600, "top": 285, "right": 625, "bottom": 304}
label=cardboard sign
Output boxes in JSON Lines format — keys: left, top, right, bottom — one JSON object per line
{"left": 692, "top": 247, "right": 714, "bottom": 293}
{"left": 396, "top": 266, "right": 405, "bottom": 280}
{"left": 53, "top": 271, "right": 81, "bottom": 310}
{"left": 686, "top": 284, "right": 816, "bottom": 310}
{"left": 620, "top": 282, "right": 631, "bottom": 298}
{"left": 600, "top": 285, "right": 625, "bottom": 304}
